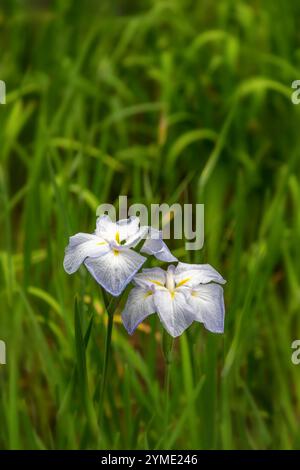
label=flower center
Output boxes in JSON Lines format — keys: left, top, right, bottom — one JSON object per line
{"left": 166, "top": 269, "right": 175, "bottom": 293}
{"left": 148, "top": 267, "right": 191, "bottom": 299}
{"left": 109, "top": 240, "right": 121, "bottom": 255}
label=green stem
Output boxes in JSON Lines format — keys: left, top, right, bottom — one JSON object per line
{"left": 98, "top": 295, "right": 118, "bottom": 424}
{"left": 162, "top": 331, "right": 174, "bottom": 430}
{"left": 164, "top": 357, "right": 171, "bottom": 429}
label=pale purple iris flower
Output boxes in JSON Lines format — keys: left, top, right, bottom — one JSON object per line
{"left": 63, "top": 215, "right": 176, "bottom": 296}
{"left": 122, "top": 263, "right": 226, "bottom": 337}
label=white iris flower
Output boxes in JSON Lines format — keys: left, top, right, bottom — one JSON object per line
{"left": 122, "top": 263, "right": 226, "bottom": 337}
{"left": 63, "top": 215, "right": 176, "bottom": 296}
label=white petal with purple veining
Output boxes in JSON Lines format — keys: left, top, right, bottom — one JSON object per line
{"left": 124, "top": 225, "right": 149, "bottom": 248}
{"left": 84, "top": 248, "right": 146, "bottom": 296}
{"left": 95, "top": 215, "right": 117, "bottom": 241}
{"left": 141, "top": 228, "right": 177, "bottom": 262}
{"left": 186, "top": 283, "right": 225, "bottom": 333}
{"left": 122, "top": 286, "right": 155, "bottom": 334}
{"left": 116, "top": 216, "right": 140, "bottom": 242}
{"left": 174, "top": 262, "right": 226, "bottom": 287}
{"left": 63, "top": 233, "right": 109, "bottom": 274}
{"left": 153, "top": 289, "right": 194, "bottom": 338}
{"left": 133, "top": 267, "right": 167, "bottom": 288}
{"left": 95, "top": 215, "right": 140, "bottom": 243}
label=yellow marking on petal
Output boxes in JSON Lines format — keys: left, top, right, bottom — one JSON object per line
{"left": 149, "top": 279, "right": 164, "bottom": 286}
{"left": 170, "top": 291, "right": 175, "bottom": 299}
{"left": 176, "top": 277, "right": 191, "bottom": 287}
{"left": 115, "top": 231, "right": 120, "bottom": 243}
{"left": 144, "top": 290, "right": 153, "bottom": 299}
{"left": 113, "top": 249, "right": 119, "bottom": 256}
{"left": 97, "top": 242, "right": 106, "bottom": 246}
{"left": 191, "top": 291, "right": 198, "bottom": 297}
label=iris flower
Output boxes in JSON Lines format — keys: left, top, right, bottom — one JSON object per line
{"left": 63, "top": 215, "right": 176, "bottom": 296}
{"left": 122, "top": 263, "right": 226, "bottom": 337}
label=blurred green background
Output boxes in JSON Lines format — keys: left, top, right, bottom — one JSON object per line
{"left": 1, "top": 0, "right": 300, "bottom": 450}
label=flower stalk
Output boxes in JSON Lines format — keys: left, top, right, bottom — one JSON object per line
{"left": 98, "top": 293, "right": 119, "bottom": 424}
{"left": 162, "top": 330, "right": 174, "bottom": 430}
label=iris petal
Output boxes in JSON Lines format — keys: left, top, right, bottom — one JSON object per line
{"left": 116, "top": 216, "right": 140, "bottom": 242}
{"left": 84, "top": 248, "right": 146, "bottom": 296}
{"left": 95, "top": 215, "right": 117, "bottom": 241}
{"left": 186, "top": 283, "right": 225, "bottom": 333}
{"left": 153, "top": 289, "right": 194, "bottom": 338}
{"left": 123, "top": 225, "right": 149, "bottom": 248}
{"left": 174, "top": 262, "right": 226, "bottom": 287}
{"left": 141, "top": 228, "right": 177, "bottom": 262}
{"left": 133, "top": 267, "right": 167, "bottom": 289}
{"left": 122, "top": 287, "right": 155, "bottom": 334}
{"left": 96, "top": 215, "right": 141, "bottom": 243}
{"left": 63, "top": 233, "right": 109, "bottom": 274}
